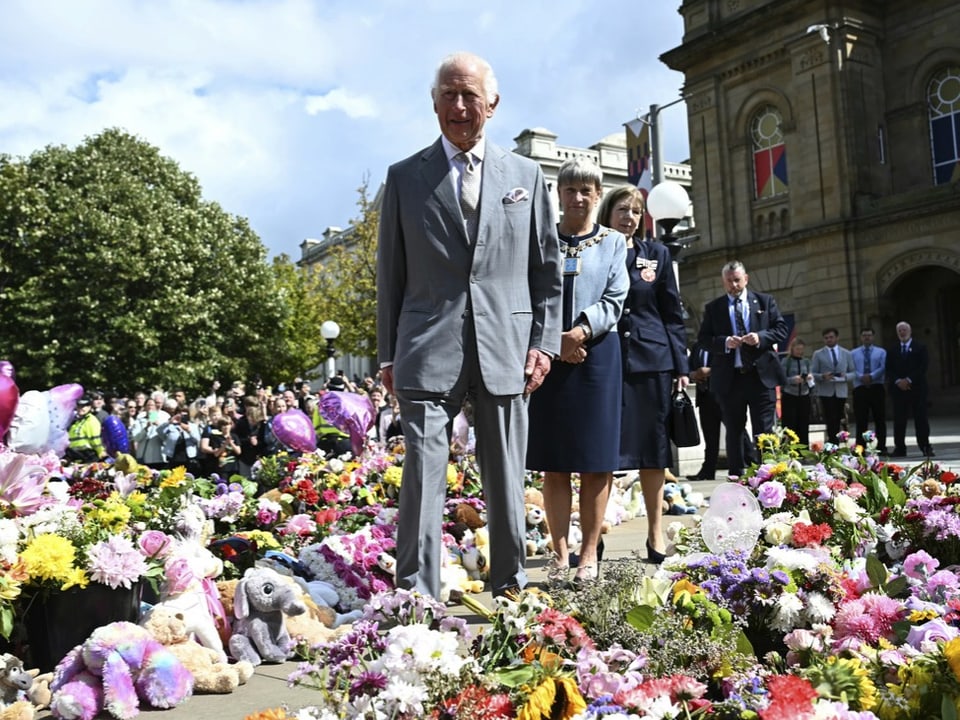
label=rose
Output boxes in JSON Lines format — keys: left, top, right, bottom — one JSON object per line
{"left": 905, "top": 618, "right": 959, "bottom": 651}
{"left": 138, "top": 530, "right": 173, "bottom": 559}
{"left": 833, "top": 494, "right": 864, "bottom": 523}
{"left": 164, "top": 556, "right": 198, "bottom": 595}
{"left": 757, "top": 480, "right": 787, "bottom": 509}
{"left": 764, "top": 521, "right": 793, "bottom": 545}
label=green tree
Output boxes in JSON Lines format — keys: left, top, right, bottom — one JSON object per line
{"left": 269, "top": 254, "right": 328, "bottom": 383}
{"left": 311, "top": 180, "right": 379, "bottom": 360}
{"left": 0, "top": 128, "right": 286, "bottom": 394}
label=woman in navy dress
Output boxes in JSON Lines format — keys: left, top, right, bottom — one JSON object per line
{"left": 527, "top": 157, "right": 628, "bottom": 585}
{"left": 598, "top": 185, "right": 689, "bottom": 564}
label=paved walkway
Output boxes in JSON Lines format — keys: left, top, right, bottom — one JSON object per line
{"left": 41, "top": 416, "right": 960, "bottom": 719}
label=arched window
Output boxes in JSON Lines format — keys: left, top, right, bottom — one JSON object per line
{"left": 751, "top": 106, "right": 788, "bottom": 199}
{"left": 928, "top": 65, "right": 960, "bottom": 185}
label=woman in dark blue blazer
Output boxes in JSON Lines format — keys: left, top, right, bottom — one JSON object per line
{"left": 599, "top": 186, "right": 689, "bottom": 564}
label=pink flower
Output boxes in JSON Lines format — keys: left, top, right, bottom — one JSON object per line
{"left": 164, "top": 556, "right": 198, "bottom": 595}
{"left": 902, "top": 550, "right": 939, "bottom": 580}
{"left": 87, "top": 535, "right": 148, "bottom": 589}
{"left": 138, "top": 530, "right": 173, "bottom": 559}
{"left": 281, "top": 514, "right": 317, "bottom": 536}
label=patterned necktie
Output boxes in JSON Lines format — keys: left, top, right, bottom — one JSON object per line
{"left": 733, "top": 297, "right": 747, "bottom": 337}
{"left": 863, "top": 345, "right": 871, "bottom": 373}
{"left": 457, "top": 152, "right": 480, "bottom": 241}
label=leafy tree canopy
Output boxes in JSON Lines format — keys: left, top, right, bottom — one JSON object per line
{"left": 0, "top": 128, "right": 290, "bottom": 395}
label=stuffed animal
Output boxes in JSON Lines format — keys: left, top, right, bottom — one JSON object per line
{"left": 0, "top": 654, "right": 51, "bottom": 710}
{"left": 140, "top": 607, "right": 254, "bottom": 694}
{"left": 458, "top": 529, "right": 489, "bottom": 583}
{"left": 0, "top": 700, "right": 37, "bottom": 720}
{"left": 48, "top": 621, "right": 193, "bottom": 720}
{"left": 663, "top": 482, "right": 699, "bottom": 516}
{"left": 147, "top": 503, "right": 228, "bottom": 661}
{"left": 524, "top": 503, "right": 550, "bottom": 557}
{"left": 227, "top": 566, "right": 307, "bottom": 666}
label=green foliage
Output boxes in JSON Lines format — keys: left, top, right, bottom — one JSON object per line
{"left": 0, "top": 128, "right": 288, "bottom": 393}
{"left": 310, "top": 179, "right": 379, "bottom": 360}
{"left": 269, "top": 255, "right": 328, "bottom": 383}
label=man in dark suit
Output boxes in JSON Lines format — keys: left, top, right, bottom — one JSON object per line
{"left": 885, "top": 321, "right": 933, "bottom": 457}
{"left": 687, "top": 342, "right": 754, "bottom": 481}
{"left": 377, "top": 52, "right": 563, "bottom": 600}
{"left": 697, "top": 261, "right": 788, "bottom": 477}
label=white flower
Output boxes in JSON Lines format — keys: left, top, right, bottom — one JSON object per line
{"left": 643, "top": 695, "right": 681, "bottom": 719}
{"left": 833, "top": 494, "right": 863, "bottom": 523}
{"left": 770, "top": 592, "right": 804, "bottom": 632}
{"left": 764, "top": 521, "right": 794, "bottom": 546}
{"left": 803, "top": 591, "right": 837, "bottom": 624}
{"left": 765, "top": 546, "right": 820, "bottom": 573}
{"left": 380, "top": 677, "right": 427, "bottom": 716}
{"left": 0, "top": 519, "right": 18, "bottom": 564}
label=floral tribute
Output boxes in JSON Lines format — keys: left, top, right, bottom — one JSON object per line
{"left": 6, "top": 421, "right": 960, "bottom": 719}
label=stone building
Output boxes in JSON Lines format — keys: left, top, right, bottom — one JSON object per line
{"left": 662, "top": 0, "right": 960, "bottom": 410}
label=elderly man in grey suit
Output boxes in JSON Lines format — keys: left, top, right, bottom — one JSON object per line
{"left": 811, "top": 327, "right": 856, "bottom": 444}
{"left": 376, "top": 51, "right": 563, "bottom": 600}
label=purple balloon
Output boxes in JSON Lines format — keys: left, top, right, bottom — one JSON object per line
{"left": 272, "top": 409, "right": 317, "bottom": 453}
{"left": 0, "top": 361, "right": 14, "bottom": 378}
{"left": 319, "top": 391, "right": 375, "bottom": 456}
{"left": 101, "top": 414, "right": 130, "bottom": 457}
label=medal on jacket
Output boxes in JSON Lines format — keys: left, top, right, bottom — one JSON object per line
{"left": 637, "top": 257, "right": 658, "bottom": 282}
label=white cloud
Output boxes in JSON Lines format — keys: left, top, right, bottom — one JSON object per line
{"left": 0, "top": 0, "right": 690, "bottom": 260}
{"left": 304, "top": 89, "right": 378, "bottom": 119}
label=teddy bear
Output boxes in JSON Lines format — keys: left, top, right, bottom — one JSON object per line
{"left": 48, "top": 621, "right": 193, "bottom": 720}
{"left": 227, "top": 566, "right": 307, "bottom": 666}
{"left": 457, "top": 529, "right": 489, "bottom": 583}
{"left": 524, "top": 503, "right": 550, "bottom": 557}
{"left": 140, "top": 607, "right": 254, "bottom": 694}
{"left": 0, "top": 700, "right": 37, "bottom": 720}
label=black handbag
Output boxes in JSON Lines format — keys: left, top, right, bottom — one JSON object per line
{"left": 670, "top": 389, "right": 701, "bottom": 448}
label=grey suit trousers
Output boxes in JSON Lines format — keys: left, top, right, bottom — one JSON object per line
{"left": 395, "top": 321, "right": 528, "bottom": 599}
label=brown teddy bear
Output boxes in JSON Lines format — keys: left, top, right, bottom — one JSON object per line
{"left": 141, "top": 607, "right": 255, "bottom": 694}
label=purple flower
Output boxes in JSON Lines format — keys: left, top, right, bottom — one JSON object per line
{"left": 905, "top": 618, "right": 959, "bottom": 649}
{"left": 756, "top": 480, "right": 786, "bottom": 509}
{"left": 87, "top": 534, "right": 149, "bottom": 589}
{"left": 902, "top": 550, "right": 939, "bottom": 580}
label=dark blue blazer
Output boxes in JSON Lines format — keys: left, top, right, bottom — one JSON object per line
{"left": 885, "top": 340, "right": 928, "bottom": 391}
{"left": 618, "top": 240, "right": 689, "bottom": 376}
{"left": 698, "top": 289, "right": 788, "bottom": 390}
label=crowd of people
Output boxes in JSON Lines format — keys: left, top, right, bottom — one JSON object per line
{"left": 64, "top": 374, "right": 405, "bottom": 481}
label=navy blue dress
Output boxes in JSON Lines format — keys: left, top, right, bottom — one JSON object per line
{"left": 526, "top": 229, "right": 623, "bottom": 473}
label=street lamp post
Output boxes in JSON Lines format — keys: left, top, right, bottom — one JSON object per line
{"left": 646, "top": 181, "right": 691, "bottom": 264}
{"left": 320, "top": 320, "right": 340, "bottom": 382}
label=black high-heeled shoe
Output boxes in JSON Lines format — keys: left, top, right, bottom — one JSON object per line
{"left": 646, "top": 539, "right": 667, "bottom": 565}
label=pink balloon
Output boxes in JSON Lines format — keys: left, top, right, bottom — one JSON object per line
{"left": 0, "top": 361, "right": 14, "bottom": 378}
{"left": 101, "top": 414, "right": 130, "bottom": 457}
{"left": 320, "top": 391, "right": 375, "bottom": 456}
{"left": 271, "top": 409, "right": 317, "bottom": 453}
{"left": 0, "top": 374, "right": 19, "bottom": 441}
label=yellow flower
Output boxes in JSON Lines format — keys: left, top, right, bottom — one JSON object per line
{"left": 908, "top": 608, "right": 939, "bottom": 623}
{"left": 517, "top": 677, "right": 586, "bottom": 720}
{"left": 770, "top": 461, "right": 788, "bottom": 476}
{"left": 244, "top": 709, "right": 289, "bottom": 720}
{"left": 160, "top": 466, "right": 187, "bottom": 488}
{"left": 20, "top": 534, "right": 77, "bottom": 584}
{"left": 945, "top": 636, "right": 960, "bottom": 682}
{"left": 88, "top": 493, "right": 132, "bottom": 532}
{"left": 0, "top": 574, "right": 22, "bottom": 602}
{"left": 60, "top": 568, "right": 90, "bottom": 591}
{"left": 383, "top": 466, "right": 403, "bottom": 488}
{"left": 446, "top": 464, "right": 459, "bottom": 490}
{"left": 240, "top": 530, "right": 281, "bottom": 550}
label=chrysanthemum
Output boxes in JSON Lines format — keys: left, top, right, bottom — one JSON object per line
{"left": 86, "top": 534, "right": 148, "bottom": 589}
{"left": 20, "top": 533, "right": 77, "bottom": 584}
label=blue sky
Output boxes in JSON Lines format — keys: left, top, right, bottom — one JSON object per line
{"left": 0, "top": 0, "right": 690, "bottom": 260}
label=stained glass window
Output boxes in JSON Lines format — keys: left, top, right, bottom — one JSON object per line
{"left": 752, "top": 106, "right": 788, "bottom": 200}
{"left": 929, "top": 66, "right": 960, "bottom": 185}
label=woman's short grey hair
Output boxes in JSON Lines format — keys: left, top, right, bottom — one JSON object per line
{"left": 556, "top": 157, "right": 603, "bottom": 191}
{"left": 431, "top": 52, "right": 498, "bottom": 104}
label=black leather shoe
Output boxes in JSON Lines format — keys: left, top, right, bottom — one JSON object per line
{"left": 570, "top": 537, "right": 604, "bottom": 570}
{"left": 890, "top": 448, "right": 907, "bottom": 458}
{"left": 922, "top": 446, "right": 935, "bottom": 457}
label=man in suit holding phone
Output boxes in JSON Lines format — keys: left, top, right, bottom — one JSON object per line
{"left": 697, "top": 260, "right": 788, "bottom": 477}
{"left": 886, "top": 321, "right": 933, "bottom": 457}
{"left": 377, "top": 52, "right": 563, "bottom": 600}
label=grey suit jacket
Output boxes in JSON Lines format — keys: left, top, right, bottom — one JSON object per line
{"left": 377, "top": 139, "right": 563, "bottom": 397}
{"left": 811, "top": 345, "right": 855, "bottom": 398}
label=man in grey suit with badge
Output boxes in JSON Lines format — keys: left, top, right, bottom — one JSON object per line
{"left": 376, "top": 52, "right": 563, "bottom": 600}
